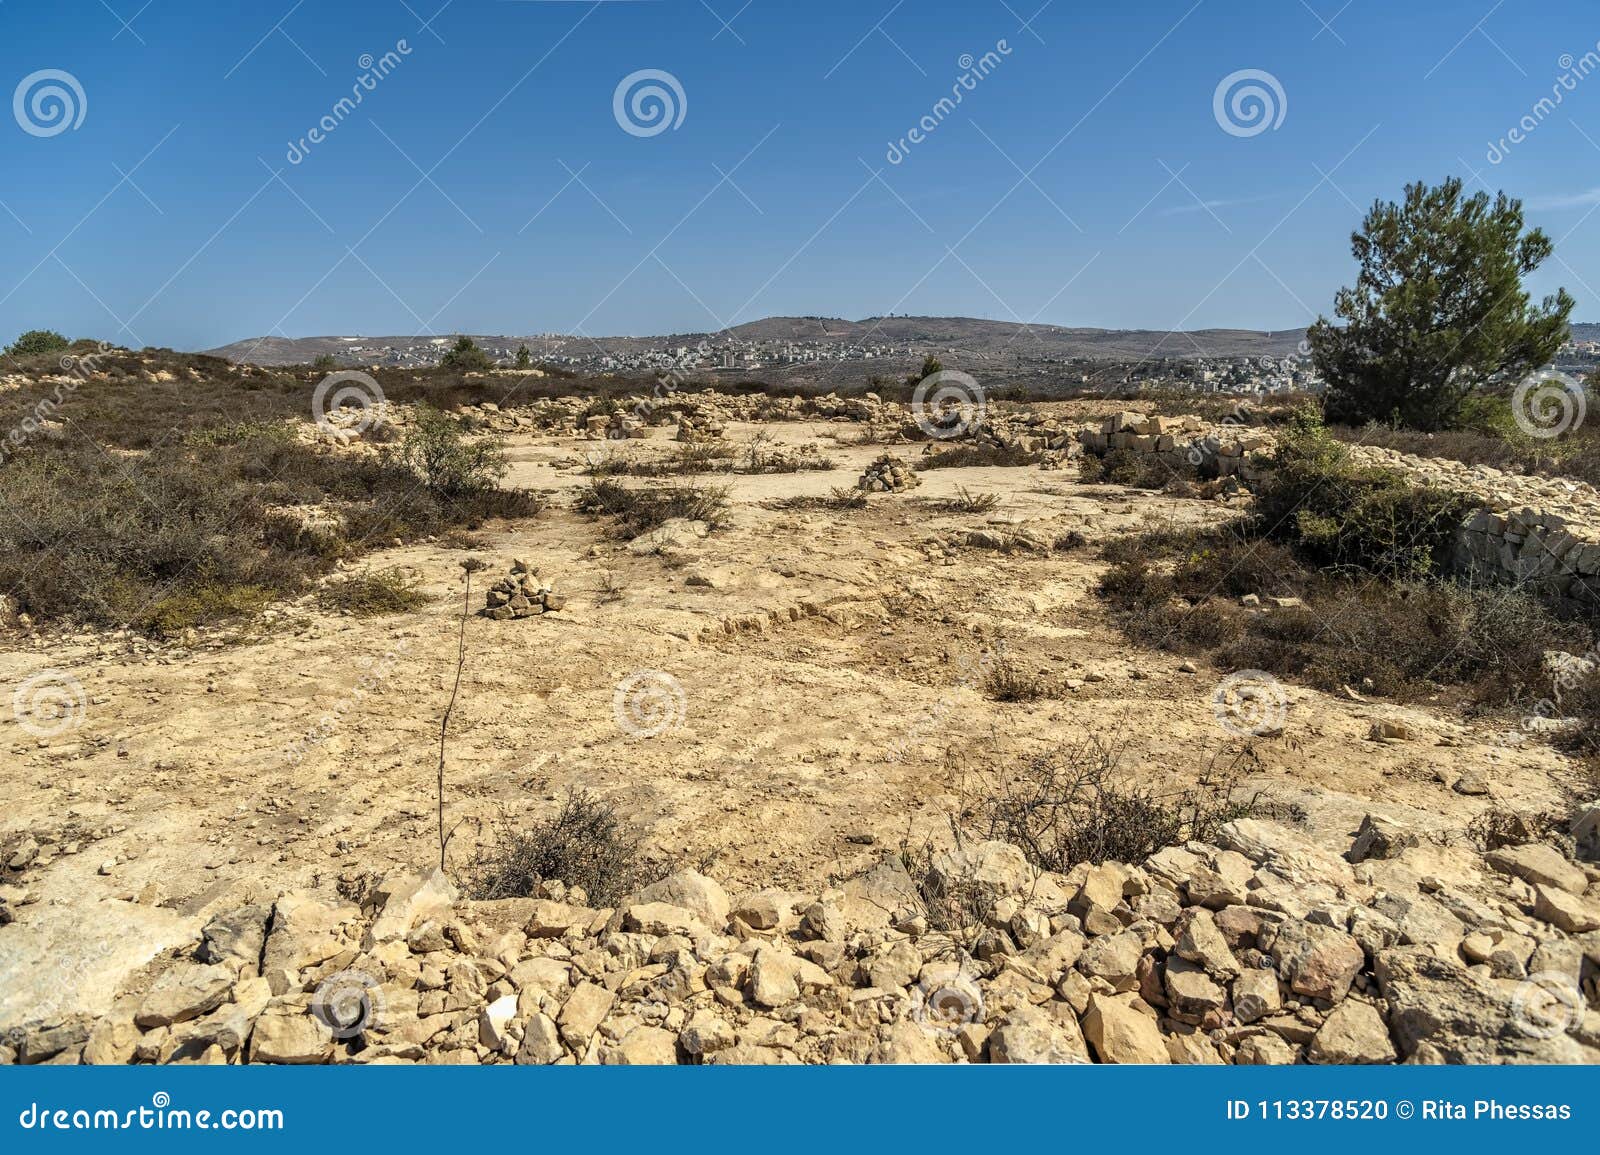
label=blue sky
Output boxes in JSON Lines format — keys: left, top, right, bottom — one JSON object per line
{"left": 2, "top": 0, "right": 1599, "bottom": 350}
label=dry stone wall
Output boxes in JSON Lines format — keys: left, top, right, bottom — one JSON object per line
{"left": 1079, "top": 414, "right": 1600, "bottom": 612}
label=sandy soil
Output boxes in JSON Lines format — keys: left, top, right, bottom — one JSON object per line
{"left": 0, "top": 418, "right": 1587, "bottom": 1023}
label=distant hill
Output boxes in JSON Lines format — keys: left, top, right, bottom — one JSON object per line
{"left": 206, "top": 316, "right": 1600, "bottom": 369}
{"left": 204, "top": 317, "right": 1315, "bottom": 366}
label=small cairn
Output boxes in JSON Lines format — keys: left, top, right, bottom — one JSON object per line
{"left": 857, "top": 453, "right": 921, "bottom": 493}
{"left": 482, "top": 559, "right": 566, "bottom": 620}
{"left": 675, "top": 413, "right": 725, "bottom": 442}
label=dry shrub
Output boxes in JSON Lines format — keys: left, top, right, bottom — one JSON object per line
{"left": 576, "top": 477, "right": 730, "bottom": 537}
{"left": 592, "top": 442, "right": 737, "bottom": 478}
{"left": 319, "top": 568, "right": 431, "bottom": 617}
{"left": 917, "top": 443, "right": 1044, "bottom": 470}
{"left": 939, "top": 486, "right": 1000, "bottom": 514}
{"left": 767, "top": 487, "right": 867, "bottom": 512}
{"left": 899, "top": 838, "right": 996, "bottom": 934}
{"left": 0, "top": 426, "right": 536, "bottom": 633}
{"left": 470, "top": 789, "right": 654, "bottom": 907}
{"left": 1097, "top": 523, "right": 1589, "bottom": 706}
{"left": 972, "top": 736, "right": 1260, "bottom": 872}
{"left": 982, "top": 655, "right": 1056, "bottom": 702}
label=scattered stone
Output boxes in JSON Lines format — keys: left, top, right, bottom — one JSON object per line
{"left": 1083, "top": 994, "right": 1169, "bottom": 1064}
{"left": 1347, "top": 814, "right": 1418, "bottom": 863}
{"left": 1369, "top": 720, "right": 1414, "bottom": 743}
{"left": 248, "top": 1008, "right": 331, "bottom": 1065}
{"left": 1485, "top": 843, "right": 1589, "bottom": 895}
{"left": 1308, "top": 1000, "right": 1398, "bottom": 1064}
{"left": 1532, "top": 885, "right": 1600, "bottom": 933}
{"left": 987, "top": 1005, "right": 1089, "bottom": 1064}
{"left": 1271, "top": 921, "right": 1364, "bottom": 1003}
{"left": 557, "top": 982, "right": 615, "bottom": 1049}
{"left": 134, "top": 964, "right": 234, "bottom": 1029}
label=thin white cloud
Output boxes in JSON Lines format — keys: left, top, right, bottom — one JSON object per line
{"left": 1158, "top": 193, "right": 1277, "bottom": 217}
{"left": 1527, "top": 188, "right": 1600, "bottom": 211}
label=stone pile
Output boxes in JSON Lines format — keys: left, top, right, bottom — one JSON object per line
{"left": 675, "top": 414, "right": 726, "bottom": 443}
{"left": 481, "top": 560, "right": 566, "bottom": 621}
{"left": 809, "top": 393, "right": 893, "bottom": 424}
{"left": 581, "top": 412, "right": 649, "bottom": 441}
{"left": 1079, "top": 413, "right": 1273, "bottom": 480}
{"left": 6, "top": 816, "right": 1596, "bottom": 1066}
{"left": 858, "top": 454, "right": 922, "bottom": 494}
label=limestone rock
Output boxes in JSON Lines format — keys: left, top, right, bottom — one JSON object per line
{"left": 1485, "top": 844, "right": 1588, "bottom": 895}
{"left": 632, "top": 870, "right": 730, "bottom": 928}
{"left": 1308, "top": 1000, "right": 1397, "bottom": 1064}
{"left": 1533, "top": 885, "right": 1600, "bottom": 934}
{"left": 1347, "top": 815, "right": 1418, "bottom": 863}
{"left": 987, "top": 1005, "right": 1089, "bottom": 1064}
{"left": 135, "top": 963, "right": 234, "bottom": 1028}
{"left": 557, "top": 981, "right": 615, "bottom": 1048}
{"left": 599, "top": 1025, "right": 679, "bottom": 1065}
{"left": 1272, "top": 921, "right": 1363, "bottom": 1003}
{"left": 248, "top": 1008, "right": 331, "bottom": 1064}
{"left": 515, "top": 1013, "right": 564, "bottom": 1065}
{"left": 365, "top": 869, "right": 458, "bottom": 947}
{"left": 1083, "top": 993, "right": 1169, "bottom": 1064}
{"left": 198, "top": 905, "right": 270, "bottom": 970}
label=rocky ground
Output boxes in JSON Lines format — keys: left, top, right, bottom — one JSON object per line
{"left": 1, "top": 399, "right": 1598, "bottom": 1063}
{"left": 5, "top": 816, "right": 1598, "bottom": 1065}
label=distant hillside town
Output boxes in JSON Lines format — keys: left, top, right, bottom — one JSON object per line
{"left": 205, "top": 315, "right": 1600, "bottom": 397}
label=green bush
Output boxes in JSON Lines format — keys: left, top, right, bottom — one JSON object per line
{"left": 440, "top": 336, "right": 495, "bottom": 372}
{"left": 393, "top": 404, "right": 509, "bottom": 496}
{"left": 0, "top": 424, "right": 537, "bottom": 633}
{"left": 5, "top": 329, "right": 70, "bottom": 358}
{"left": 1250, "top": 409, "right": 1474, "bottom": 581}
